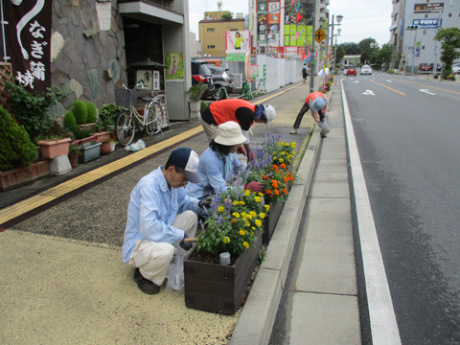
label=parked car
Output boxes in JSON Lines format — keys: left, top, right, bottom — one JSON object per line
{"left": 419, "top": 63, "right": 431, "bottom": 72}
{"left": 191, "top": 59, "right": 215, "bottom": 99}
{"left": 452, "top": 63, "right": 460, "bottom": 73}
{"left": 429, "top": 63, "right": 442, "bottom": 72}
{"left": 360, "top": 65, "right": 372, "bottom": 75}
{"left": 208, "top": 66, "right": 234, "bottom": 100}
{"left": 346, "top": 66, "right": 357, "bottom": 76}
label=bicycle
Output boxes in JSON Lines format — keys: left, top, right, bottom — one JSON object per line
{"left": 114, "top": 83, "right": 164, "bottom": 147}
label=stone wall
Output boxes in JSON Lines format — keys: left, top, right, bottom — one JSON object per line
{"left": 50, "top": 0, "right": 127, "bottom": 116}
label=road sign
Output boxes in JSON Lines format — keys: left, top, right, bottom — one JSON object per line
{"left": 315, "top": 28, "right": 326, "bottom": 43}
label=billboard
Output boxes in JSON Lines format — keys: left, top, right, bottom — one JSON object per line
{"left": 226, "top": 30, "right": 251, "bottom": 62}
{"left": 414, "top": 3, "right": 444, "bottom": 13}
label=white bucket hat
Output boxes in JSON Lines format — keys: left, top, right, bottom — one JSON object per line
{"left": 214, "top": 121, "right": 247, "bottom": 146}
{"left": 263, "top": 104, "right": 276, "bottom": 123}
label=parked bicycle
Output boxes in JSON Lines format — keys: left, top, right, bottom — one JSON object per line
{"left": 114, "top": 83, "right": 164, "bottom": 146}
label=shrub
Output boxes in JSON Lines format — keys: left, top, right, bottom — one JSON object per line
{"left": 63, "top": 111, "right": 77, "bottom": 130}
{"left": 0, "top": 106, "right": 36, "bottom": 171}
{"left": 5, "top": 81, "right": 67, "bottom": 142}
{"left": 86, "top": 101, "right": 97, "bottom": 123}
{"left": 99, "top": 103, "right": 122, "bottom": 121}
{"left": 72, "top": 99, "right": 88, "bottom": 125}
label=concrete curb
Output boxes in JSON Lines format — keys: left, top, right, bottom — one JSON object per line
{"left": 230, "top": 130, "right": 322, "bottom": 345}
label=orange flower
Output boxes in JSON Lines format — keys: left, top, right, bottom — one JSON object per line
{"left": 283, "top": 177, "right": 288, "bottom": 183}
{"left": 280, "top": 163, "right": 287, "bottom": 169}
{"left": 266, "top": 189, "right": 272, "bottom": 195}
{"left": 282, "top": 188, "right": 288, "bottom": 194}
{"left": 274, "top": 189, "right": 280, "bottom": 196}
{"left": 273, "top": 164, "right": 279, "bottom": 172}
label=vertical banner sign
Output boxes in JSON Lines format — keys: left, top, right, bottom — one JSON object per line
{"left": 4, "top": 0, "right": 52, "bottom": 93}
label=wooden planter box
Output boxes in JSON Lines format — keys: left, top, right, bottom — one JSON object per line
{"left": 0, "top": 160, "right": 50, "bottom": 191}
{"left": 77, "top": 142, "right": 101, "bottom": 164}
{"left": 184, "top": 235, "right": 262, "bottom": 315}
{"left": 37, "top": 138, "right": 71, "bottom": 160}
{"left": 262, "top": 199, "right": 285, "bottom": 244}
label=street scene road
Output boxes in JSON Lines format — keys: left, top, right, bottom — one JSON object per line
{"left": 342, "top": 73, "right": 460, "bottom": 345}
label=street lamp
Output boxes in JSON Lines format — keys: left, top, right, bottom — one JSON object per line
{"left": 328, "top": 14, "right": 343, "bottom": 71}
{"left": 333, "top": 27, "right": 341, "bottom": 71}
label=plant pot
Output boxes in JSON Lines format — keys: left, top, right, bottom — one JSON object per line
{"left": 100, "top": 141, "right": 111, "bottom": 155}
{"left": 92, "top": 131, "right": 110, "bottom": 143}
{"left": 71, "top": 135, "right": 98, "bottom": 147}
{"left": 110, "top": 142, "right": 116, "bottom": 152}
{"left": 189, "top": 101, "right": 201, "bottom": 119}
{"left": 37, "top": 138, "right": 71, "bottom": 160}
{"left": 262, "top": 199, "right": 285, "bottom": 244}
{"left": 0, "top": 160, "right": 50, "bottom": 191}
{"left": 184, "top": 235, "right": 262, "bottom": 315}
{"left": 68, "top": 154, "right": 78, "bottom": 169}
{"left": 77, "top": 142, "right": 101, "bottom": 163}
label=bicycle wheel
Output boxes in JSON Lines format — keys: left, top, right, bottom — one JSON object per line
{"left": 145, "top": 102, "right": 163, "bottom": 135}
{"left": 115, "top": 109, "right": 136, "bottom": 146}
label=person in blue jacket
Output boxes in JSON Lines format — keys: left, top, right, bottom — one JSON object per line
{"left": 186, "top": 121, "right": 263, "bottom": 201}
{"left": 122, "top": 147, "right": 209, "bottom": 295}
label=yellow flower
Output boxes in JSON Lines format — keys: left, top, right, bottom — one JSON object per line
{"left": 233, "top": 201, "right": 239, "bottom": 205}
{"left": 245, "top": 189, "right": 251, "bottom": 196}
{"left": 249, "top": 211, "right": 257, "bottom": 217}
{"left": 239, "top": 229, "right": 246, "bottom": 236}
{"left": 232, "top": 212, "right": 240, "bottom": 218}
{"left": 251, "top": 226, "right": 256, "bottom": 230}
{"left": 255, "top": 196, "right": 262, "bottom": 203}
{"left": 255, "top": 219, "right": 262, "bottom": 227}
{"left": 246, "top": 214, "right": 253, "bottom": 220}
{"left": 241, "top": 212, "right": 247, "bottom": 218}
{"left": 238, "top": 201, "right": 245, "bottom": 206}
{"left": 223, "top": 236, "right": 230, "bottom": 244}
{"left": 292, "top": 142, "right": 296, "bottom": 148}
{"left": 245, "top": 221, "right": 250, "bottom": 227}
{"left": 243, "top": 241, "right": 249, "bottom": 249}
{"left": 259, "top": 212, "right": 266, "bottom": 219}
{"left": 217, "top": 206, "right": 225, "bottom": 212}
{"left": 279, "top": 158, "right": 284, "bottom": 163}
{"left": 292, "top": 151, "right": 296, "bottom": 155}
{"left": 282, "top": 151, "right": 286, "bottom": 155}
{"left": 264, "top": 204, "right": 270, "bottom": 211}
{"left": 284, "top": 143, "right": 290, "bottom": 147}
{"left": 258, "top": 192, "right": 264, "bottom": 197}
{"left": 232, "top": 218, "right": 237, "bottom": 223}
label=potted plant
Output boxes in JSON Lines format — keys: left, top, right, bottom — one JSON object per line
{"left": 68, "top": 143, "right": 81, "bottom": 169}
{"left": 184, "top": 188, "right": 267, "bottom": 315}
{"left": 0, "top": 106, "right": 48, "bottom": 191}
{"left": 35, "top": 122, "right": 73, "bottom": 160}
{"left": 186, "top": 82, "right": 208, "bottom": 119}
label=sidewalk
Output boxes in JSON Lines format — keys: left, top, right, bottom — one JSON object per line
{"left": 0, "top": 81, "right": 360, "bottom": 344}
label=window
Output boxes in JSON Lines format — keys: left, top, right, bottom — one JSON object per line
{"left": 207, "top": 28, "right": 215, "bottom": 32}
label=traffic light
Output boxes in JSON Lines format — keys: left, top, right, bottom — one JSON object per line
{"left": 406, "top": 25, "right": 418, "bottom": 30}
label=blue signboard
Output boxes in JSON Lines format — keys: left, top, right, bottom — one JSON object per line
{"left": 412, "top": 18, "right": 442, "bottom": 29}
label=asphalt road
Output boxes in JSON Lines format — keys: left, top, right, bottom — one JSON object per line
{"left": 342, "top": 73, "right": 460, "bottom": 345}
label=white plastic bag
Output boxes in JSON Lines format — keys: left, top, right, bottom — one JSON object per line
{"left": 165, "top": 249, "right": 185, "bottom": 292}
{"left": 125, "top": 139, "right": 145, "bottom": 152}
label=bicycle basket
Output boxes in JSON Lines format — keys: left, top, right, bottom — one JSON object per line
{"left": 115, "top": 89, "right": 139, "bottom": 107}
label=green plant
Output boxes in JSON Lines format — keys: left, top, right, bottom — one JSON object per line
{"left": 186, "top": 82, "right": 208, "bottom": 102}
{"left": 200, "top": 101, "right": 208, "bottom": 111}
{"left": 196, "top": 188, "right": 267, "bottom": 261}
{"left": 99, "top": 103, "right": 122, "bottom": 121}
{"left": 86, "top": 101, "right": 97, "bottom": 123}
{"left": 68, "top": 143, "right": 81, "bottom": 157}
{"left": 0, "top": 106, "right": 36, "bottom": 171}
{"left": 5, "top": 81, "right": 68, "bottom": 142}
{"left": 72, "top": 99, "right": 88, "bottom": 125}
{"left": 63, "top": 111, "right": 77, "bottom": 130}
{"left": 72, "top": 126, "right": 92, "bottom": 140}
{"left": 35, "top": 121, "right": 72, "bottom": 141}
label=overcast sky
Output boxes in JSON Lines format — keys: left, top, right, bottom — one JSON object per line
{"left": 188, "top": 0, "right": 393, "bottom": 46}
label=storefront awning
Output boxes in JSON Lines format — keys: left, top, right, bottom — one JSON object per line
{"left": 118, "top": 0, "right": 184, "bottom": 25}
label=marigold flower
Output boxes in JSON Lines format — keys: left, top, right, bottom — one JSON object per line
{"left": 232, "top": 212, "right": 240, "bottom": 218}
{"left": 245, "top": 189, "right": 251, "bottom": 196}
{"left": 238, "top": 201, "right": 245, "bottom": 206}
{"left": 258, "top": 192, "right": 264, "bottom": 197}
{"left": 243, "top": 241, "right": 249, "bottom": 249}
{"left": 249, "top": 211, "right": 257, "bottom": 217}
{"left": 239, "top": 229, "right": 246, "bottom": 236}
{"left": 282, "top": 188, "right": 288, "bottom": 194}
{"left": 279, "top": 158, "right": 284, "bottom": 163}
{"left": 223, "top": 236, "right": 230, "bottom": 244}
{"left": 274, "top": 189, "right": 280, "bottom": 196}
{"left": 259, "top": 212, "right": 266, "bottom": 219}
{"left": 292, "top": 142, "right": 296, "bottom": 148}
{"left": 266, "top": 190, "right": 272, "bottom": 195}
{"left": 255, "top": 219, "right": 262, "bottom": 227}
{"left": 280, "top": 163, "right": 287, "bottom": 169}
{"left": 217, "top": 206, "right": 225, "bottom": 212}
{"left": 232, "top": 218, "right": 237, "bottom": 223}
{"left": 255, "top": 196, "right": 262, "bottom": 203}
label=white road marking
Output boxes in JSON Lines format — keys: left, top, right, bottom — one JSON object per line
{"left": 420, "top": 89, "right": 436, "bottom": 95}
{"left": 386, "top": 80, "right": 392, "bottom": 83}
{"left": 362, "top": 90, "right": 375, "bottom": 96}
{"left": 341, "top": 80, "right": 402, "bottom": 345}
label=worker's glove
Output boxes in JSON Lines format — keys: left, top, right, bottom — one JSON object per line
{"left": 179, "top": 233, "right": 193, "bottom": 251}
{"left": 198, "top": 198, "right": 212, "bottom": 209}
{"left": 237, "top": 145, "right": 245, "bottom": 155}
{"left": 319, "top": 111, "right": 326, "bottom": 122}
{"left": 244, "top": 182, "right": 264, "bottom": 193}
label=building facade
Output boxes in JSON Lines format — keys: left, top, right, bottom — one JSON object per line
{"left": 390, "top": 0, "right": 460, "bottom": 72}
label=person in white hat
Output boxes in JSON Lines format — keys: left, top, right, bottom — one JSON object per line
{"left": 200, "top": 99, "right": 276, "bottom": 161}
{"left": 290, "top": 91, "right": 329, "bottom": 137}
{"left": 186, "top": 121, "right": 264, "bottom": 200}
{"left": 122, "top": 147, "right": 210, "bottom": 295}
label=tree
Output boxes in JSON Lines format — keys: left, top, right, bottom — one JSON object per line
{"left": 341, "top": 42, "right": 360, "bottom": 55}
{"left": 221, "top": 13, "right": 232, "bottom": 20}
{"left": 374, "top": 43, "right": 394, "bottom": 70}
{"left": 359, "top": 38, "right": 378, "bottom": 64}
{"left": 335, "top": 45, "right": 346, "bottom": 67}
{"left": 434, "top": 27, "right": 460, "bottom": 79}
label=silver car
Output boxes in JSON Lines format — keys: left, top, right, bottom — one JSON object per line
{"left": 360, "top": 65, "right": 372, "bottom": 75}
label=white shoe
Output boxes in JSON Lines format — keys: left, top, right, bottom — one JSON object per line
{"left": 290, "top": 128, "right": 297, "bottom": 134}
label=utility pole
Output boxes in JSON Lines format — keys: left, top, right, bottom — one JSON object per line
{"left": 309, "top": 0, "right": 316, "bottom": 93}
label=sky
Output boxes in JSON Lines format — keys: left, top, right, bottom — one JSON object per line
{"left": 188, "top": 0, "right": 393, "bottom": 46}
